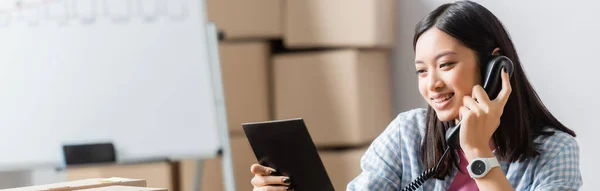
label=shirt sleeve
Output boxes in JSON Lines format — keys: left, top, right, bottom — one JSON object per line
{"left": 346, "top": 115, "right": 406, "bottom": 191}
{"left": 532, "top": 134, "right": 583, "bottom": 191}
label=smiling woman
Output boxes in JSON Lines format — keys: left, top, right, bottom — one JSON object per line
{"left": 248, "top": 1, "right": 582, "bottom": 191}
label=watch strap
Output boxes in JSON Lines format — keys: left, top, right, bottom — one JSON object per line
{"left": 485, "top": 157, "right": 500, "bottom": 168}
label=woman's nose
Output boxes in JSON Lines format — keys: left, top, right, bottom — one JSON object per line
{"left": 427, "top": 72, "right": 444, "bottom": 91}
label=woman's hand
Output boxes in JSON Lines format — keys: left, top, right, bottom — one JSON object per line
{"left": 250, "top": 163, "right": 293, "bottom": 191}
{"left": 459, "top": 69, "right": 512, "bottom": 161}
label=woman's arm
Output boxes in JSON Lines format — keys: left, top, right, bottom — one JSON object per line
{"left": 346, "top": 120, "right": 404, "bottom": 191}
{"left": 347, "top": 110, "right": 425, "bottom": 191}
{"left": 347, "top": 146, "right": 402, "bottom": 191}
{"left": 460, "top": 67, "right": 515, "bottom": 190}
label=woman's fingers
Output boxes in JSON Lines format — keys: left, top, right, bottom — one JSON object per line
{"left": 462, "top": 96, "right": 481, "bottom": 116}
{"left": 494, "top": 67, "right": 513, "bottom": 106}
{"left": 250, "top": 163, "right": 276, "bottom": 176}
{"left": 250, "top": 164, "right": 293, "bottom": 190}
{"left": 253, "top": 185, "right": 293, "bottom": 191}
{"left": 251, "top": 175, "right": 292, "bottom": 187}
{"left": 471, "top": 85, "right": 491, "bottom": 110}
{"left": 459, "top": 106, "right": 470, "bottom": 121}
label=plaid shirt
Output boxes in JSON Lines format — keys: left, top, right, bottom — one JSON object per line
{"left": 347, "top": 108, "right": 582, "bottom": 191}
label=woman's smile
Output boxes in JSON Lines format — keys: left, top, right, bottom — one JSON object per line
{"left": 431, "top": 92, "right": 455, "bottom": 110}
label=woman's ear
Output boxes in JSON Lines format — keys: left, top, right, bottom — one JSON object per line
{"left": 492, "top": 47, "right": 501, "bottom": 55}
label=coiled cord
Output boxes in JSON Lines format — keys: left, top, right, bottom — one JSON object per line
{"left": 401, "top": 145, "right": 452, "bottom": 191}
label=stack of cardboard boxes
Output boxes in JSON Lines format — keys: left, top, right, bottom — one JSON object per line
{"left": 180, "top": 0, "right": 280, "bottom": 191}
{"left": 66, "top": 0, "right": 396, "bottom": 190}
{"left": 274, "top": 1, "right": 396, "bottom": 190}
{"left": 182, "top": 0, "right": 397, "bottom": 191}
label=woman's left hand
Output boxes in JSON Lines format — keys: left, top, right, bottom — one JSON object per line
{"left": 459, "top": 69, "right": 512, "bottom": 161}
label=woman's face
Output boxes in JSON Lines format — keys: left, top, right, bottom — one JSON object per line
{"left": 414, "top": 28, "right": 481, "bottom": 122}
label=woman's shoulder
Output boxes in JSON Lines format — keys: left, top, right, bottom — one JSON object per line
{"left": 392, "top": 107, "right": 428, "bottom": 124}
{"left": 391, "top": 107, "right": 428, "bottom": 126}
{"left": 348, "top": 108, "right": 430, "bottom": 190}
{"left": 380, "top": 108, "right": 428, "bottom": 140}
{"left": 533, "top": 128, "right": 580, "bottom": 162}
{"left": 516, "top": 127, "right": 583, "bottom": 190}
{"left": 396, "top": 107, "right": 428, "bottom": 118}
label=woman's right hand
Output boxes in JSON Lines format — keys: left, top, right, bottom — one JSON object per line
{"left": 250, "top": 163, "right": 292, "bottom": 191}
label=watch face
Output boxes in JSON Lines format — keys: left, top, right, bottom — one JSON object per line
{"left": 470, "top": 160, "right": 486, "bottom": 175}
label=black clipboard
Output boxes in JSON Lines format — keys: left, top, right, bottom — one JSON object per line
{"left": 242, "top": 118, "right": 335, "bottom": 191}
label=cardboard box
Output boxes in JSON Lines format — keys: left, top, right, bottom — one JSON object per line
{"left": 284, "top": 0, "right": 396, "bottom": 48}
{"left": 219, "top": 41, "right": 271, "bottom": 134}
{"left": 79, "top": 186, "right": 167, "bottom": 191}
{"left": 320, "top": 148, "right": 367, "bottom": 191}
{"left": 66, "top": 162, "right": 176, "bottom": 191}
{"left": 273, "top": 49, "right": 392, "bottom": 147}
{"left": 179, "top": 135, "right": 256, "bottom": 191}
{"left": 3, "top": 177, "right": 145, "bottom": 191}
{"left": 207, "top": 0, "right": 282, "bottom": 39}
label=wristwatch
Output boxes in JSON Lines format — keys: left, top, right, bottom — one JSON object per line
{"left": 467, "top": 157, "right": 500, "bottom": 178}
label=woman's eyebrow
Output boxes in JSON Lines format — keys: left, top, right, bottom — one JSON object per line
{"left": 415, "top": 51, "right": 457, "bottom": 64}
{"left": 435, "top": 51, "right": 457, "bottom": 60}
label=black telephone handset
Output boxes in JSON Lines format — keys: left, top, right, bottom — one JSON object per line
{"left": 401, "top": 55, "right": 514, "bottom": 191}
{"left": 445, "top": 55, "right": 515, "bottom": 147}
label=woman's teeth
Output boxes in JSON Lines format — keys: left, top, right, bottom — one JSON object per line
{"left": 433, "top": 93, "right": 454, "bottom": 103}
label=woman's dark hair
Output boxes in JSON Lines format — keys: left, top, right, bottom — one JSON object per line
{"left": 413, "top": 0, "right": 576, "bottom": 179}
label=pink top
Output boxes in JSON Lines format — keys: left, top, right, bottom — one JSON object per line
{"left": 447, "top": 149, "right": 479, "bottom": 191}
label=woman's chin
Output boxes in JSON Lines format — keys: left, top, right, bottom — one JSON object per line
{"left": 434, "top": 110, "right": 458, "bottom": 122}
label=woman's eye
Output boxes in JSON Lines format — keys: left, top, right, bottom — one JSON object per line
{"left": 415, "top": 69, "right": 426, "bottom": 74}
{"left": 440, "top": 62, "right": 456, "bottom": 69}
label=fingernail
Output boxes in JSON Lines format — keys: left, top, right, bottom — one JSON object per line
{"left": 269, "top": 170, "right": 277, "bottom": 176}
{"left": 283, "top": 178, "right": 291, "bottom": 184}
{"left": 286, "top": 186, "right": 293, "bottom": 190}
{"left": 503, "top": 67, "right": 507, "bottom": 73}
